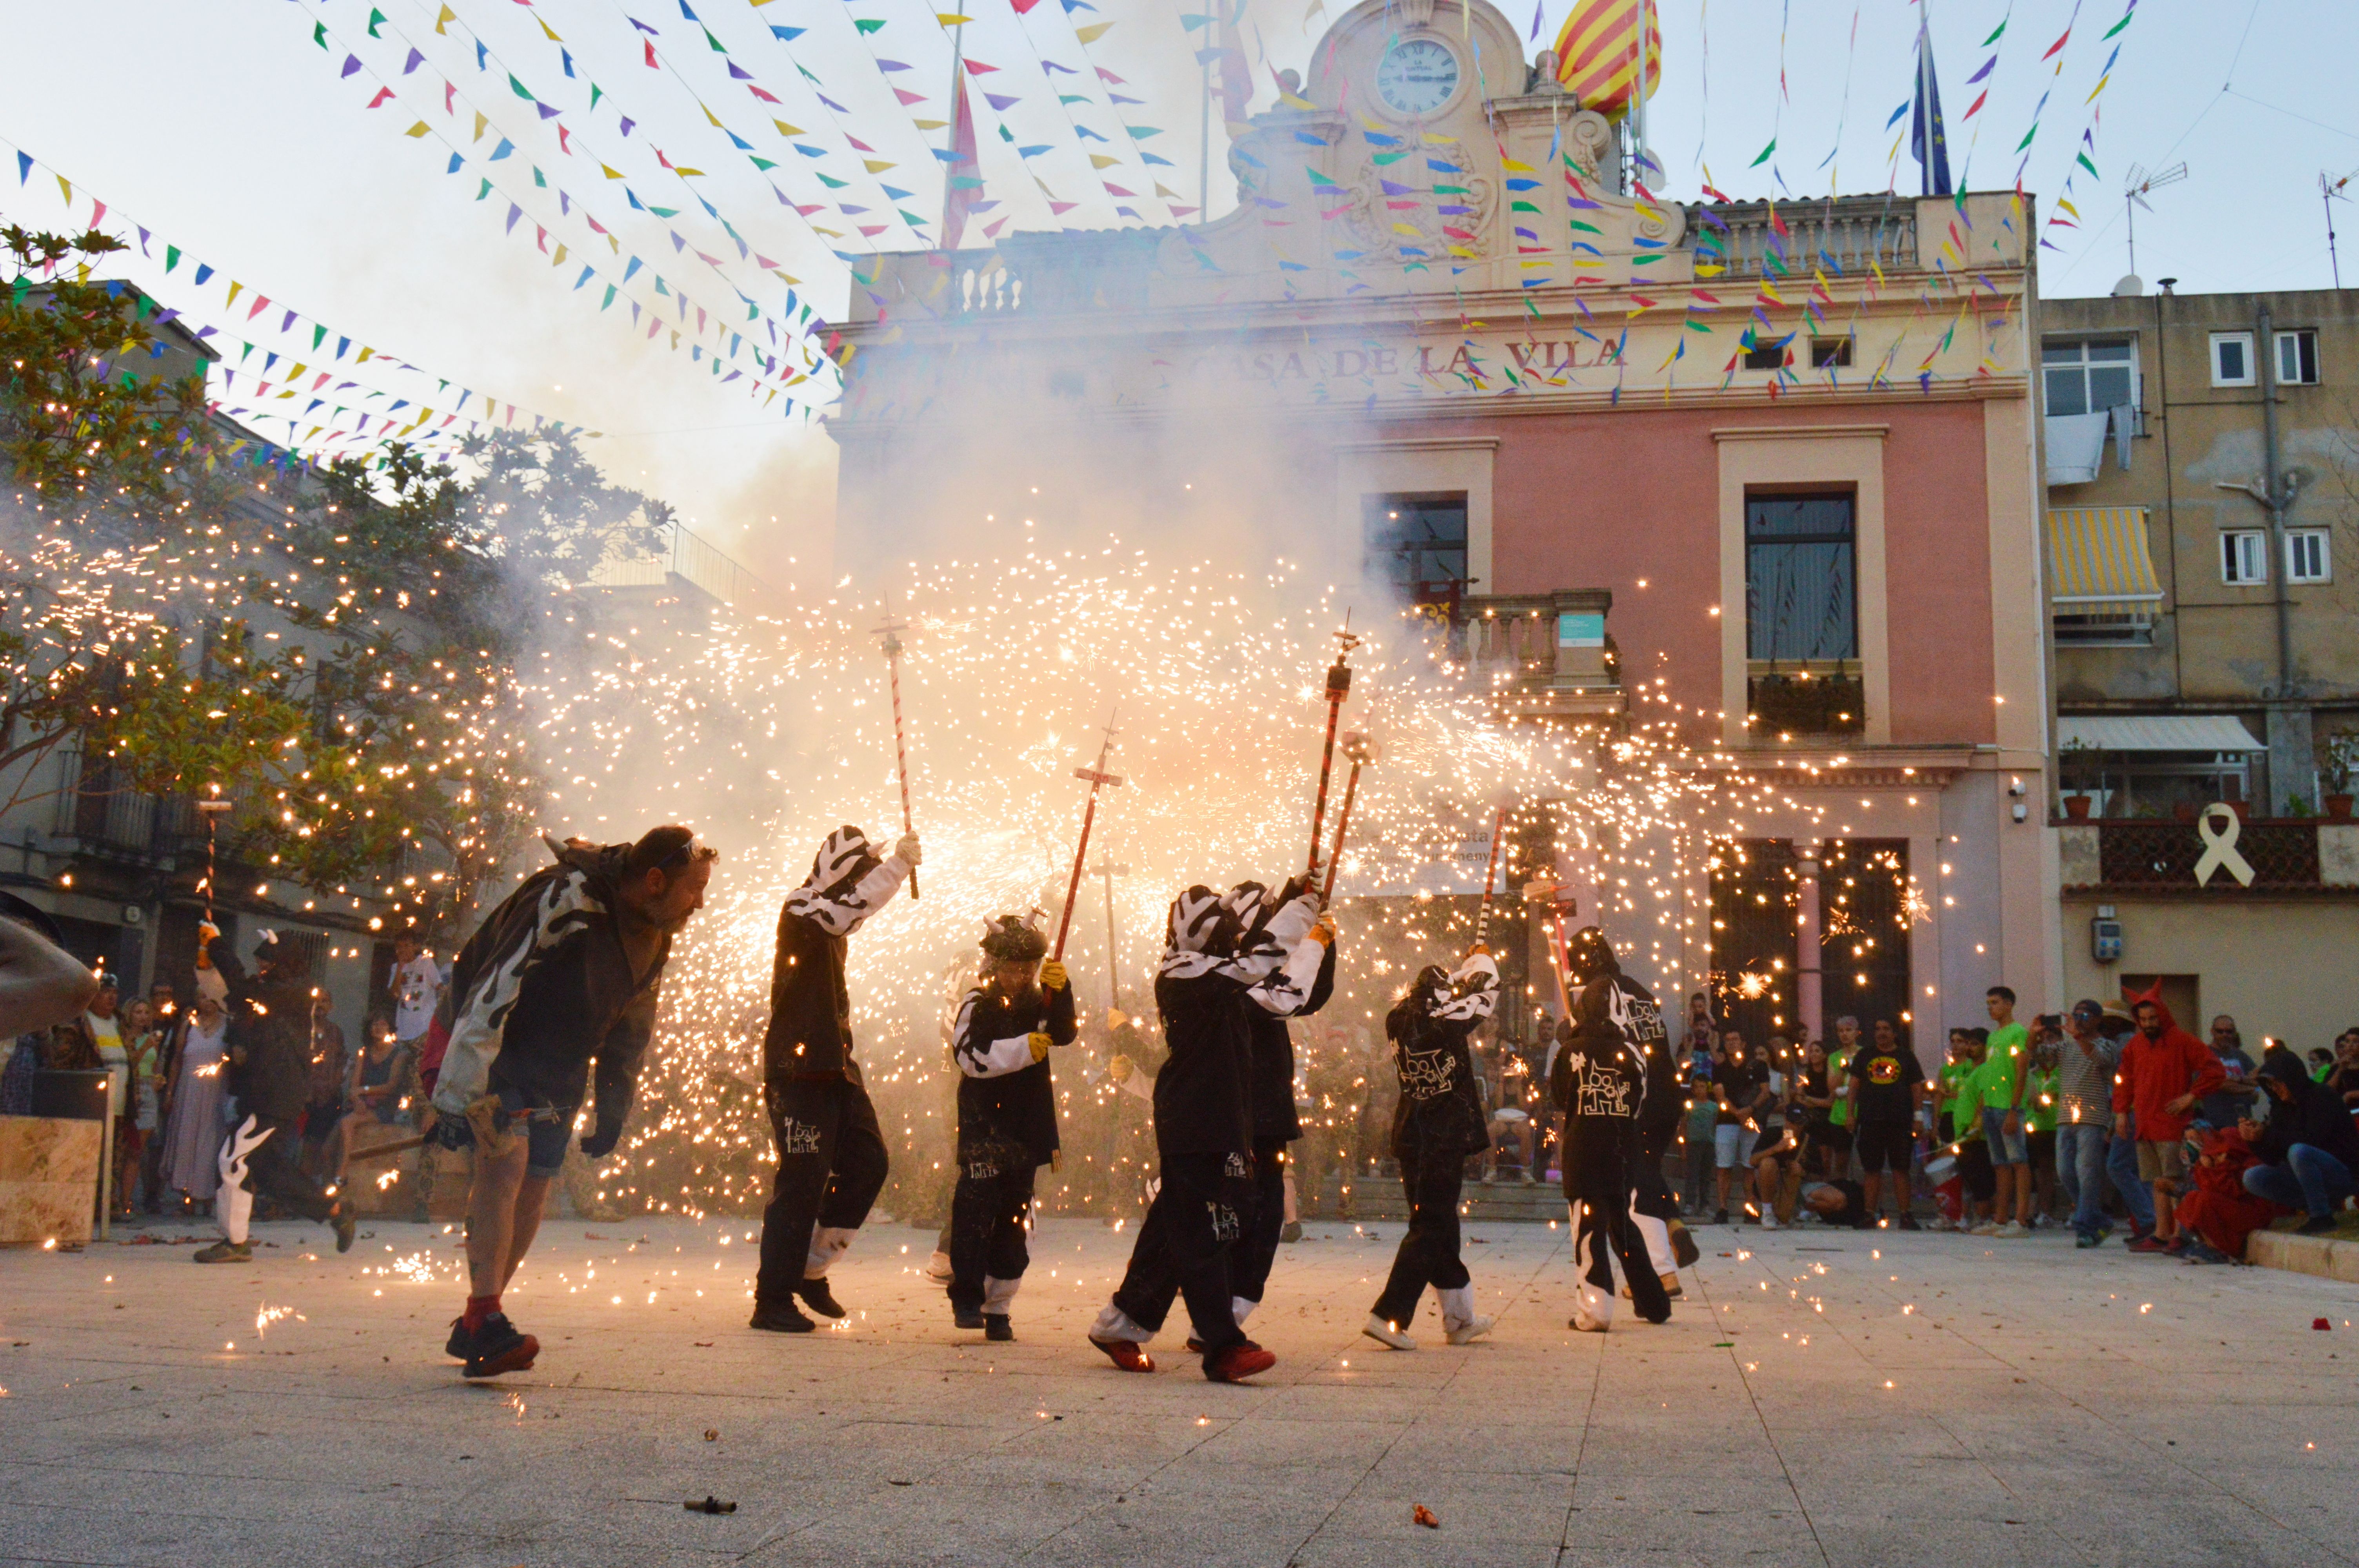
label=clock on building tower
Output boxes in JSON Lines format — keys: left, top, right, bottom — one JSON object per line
{"left": 1374, "top": 36, "right": 1460, "bottom": 117}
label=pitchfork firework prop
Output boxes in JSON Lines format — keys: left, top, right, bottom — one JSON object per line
{"left": 1320, "top": 730, "right": 1381, "bottom": 904}
{"left": 1051, "top": 713, "right": 1123, "bottom": 963}
{"left": 1474, "top": 801, "right": 1511, "bottom": 946}
{"left": 874, "top": 599, "right": 920, "bottom": 901}
{"left": 1305, "top": 618, "right": 1363, "bottom": 879}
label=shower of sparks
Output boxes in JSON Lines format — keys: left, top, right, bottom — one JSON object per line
{"left": 504, "top": 544, "right": 1843, "bottom": 1222}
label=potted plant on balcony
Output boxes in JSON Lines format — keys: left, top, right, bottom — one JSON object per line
{"left": 2057, "top": 740, "right": 2099, "bottom": 820}
{"left": 2324, "top": 735, "right": 2357, "bottom": 821}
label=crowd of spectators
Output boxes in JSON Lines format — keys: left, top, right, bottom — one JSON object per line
{"left": 1616, "top": 990, "right": 2359, "bottom": 1259}
{"left": 1, "top": 935, "right": 438, "bottom": 1221}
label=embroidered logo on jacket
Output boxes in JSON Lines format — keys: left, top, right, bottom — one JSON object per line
{"left": 776, "top": 1117, "right": 823, "bottom": 1155}
{"left": 1569, "top": 1052, "right": 1635, "bottom": 1119}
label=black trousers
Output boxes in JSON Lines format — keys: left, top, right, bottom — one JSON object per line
{"left": 1370, "top": 1142, "right": 1470, "bottom": 1325}
{"left": 247, "top": 1114, "right": 338, "bottom": 1221}
{"left": 1110, "top": 1152, "right": 1247, "bottom": 1354}
{"left": 756, "top": 1077, "right": 890, "bottom": 1304}
{"left": 1567, "top": 1142, "right": 1671, "bottom": 1324}
{"left": 948, "top": 1147, "right": 1036, "bottom": 1315}
{"left": 1228, "top": 1137, "right": 1289, "bottom": 1306}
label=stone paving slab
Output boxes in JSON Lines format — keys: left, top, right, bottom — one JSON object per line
{"left": 3, "top": 1213, "right": 2356, "bottom": 1567}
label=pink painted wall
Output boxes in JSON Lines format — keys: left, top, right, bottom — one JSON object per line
{"left": 1419, "top": 401, "right": 1999, "bottom": 749}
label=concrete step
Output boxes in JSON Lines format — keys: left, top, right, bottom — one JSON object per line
{"left": 2246, "top": 1224, "right": 2359, "bottom": 1283}
{"left": 1343, "top": 1181, "right": 1567, "bottom": 1224}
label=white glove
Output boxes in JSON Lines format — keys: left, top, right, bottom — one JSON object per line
{"left": 896, "top": 832, "right": 921, "bottom": 867}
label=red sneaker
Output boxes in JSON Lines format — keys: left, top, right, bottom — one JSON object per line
{"left": 2126, "top": 1235, "right": 2170, "bottom": 1254}
{"left": 1202, "top": 1341, "right": 1277, "bottom": 1383}
{"left": 1089, "top": 1335, "right": 1155, "bottom": 1374}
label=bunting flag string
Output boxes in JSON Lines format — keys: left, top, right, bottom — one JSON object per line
{"left": 365, "top": 0, "right": 837, "bottom": 361}
{"left": 298, "top": 5, "right": 827, "bottom": 410}
{"left": 0, "top": 132, "right": 597, "bottom": 452}
{"left": 609, "top": 0, "right": 934, "bottom": 253}
{"left": 1016, "top": 0, "right": 1187, "bottom": 226}
{"left": 2034, "top": 0, "right": 2135, "bottom": 257}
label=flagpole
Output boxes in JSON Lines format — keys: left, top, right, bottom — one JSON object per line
{"left": 1630, "top": 0, "right": 1648, "bottom": 187}
{"left": 1198, "top": 40, "right": 1212, "bottom": 225}
{"left": 941, "top": 21, "right": 965, "bottom": 240}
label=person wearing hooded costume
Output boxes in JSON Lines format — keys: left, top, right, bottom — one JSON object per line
{"left": 1361, "top": 948, "right": 1501, "bottom": 1351}
{"left": 2113, "top": 984, "right": 2225, "bottom": 1254}
{"left": 1088, "top": 882, "right": 1329, "bottom": 1383}
{"left": 194, "top": 927, "right": 358, "bottom": 1265}
{"left": 1224, "top": 880, "right": 1338, "bottom": 1325}
{"left": 424, "top": 826, "right": 713, "bottom": 1377}
{"left": 946, "top": 913, "right": 1077, "bottom": 1338}
{"left": 752, "top": 824, "right": 920, "bottom": 1332}
{"left": 1564, "top": 926, "right": 1696, "bottom": 1299}
{"left": 1550, "top": 977, "right": 1673, "bottom": 1330}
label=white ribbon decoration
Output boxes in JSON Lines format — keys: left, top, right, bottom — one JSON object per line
{"left": 2192, "top": 803, "right": 2255, "bottom": 888}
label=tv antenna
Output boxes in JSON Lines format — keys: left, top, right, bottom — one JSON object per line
{"left": 2323, "top": 170, "right": 2354, "bottom": 289}
{"left": 2123, "top": 162, "right": 2188, "bottom": 278}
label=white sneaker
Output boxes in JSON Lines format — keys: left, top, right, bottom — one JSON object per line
{"left": 1970, "top": 1221, "right": 2001, "bottom": 1236}
{"left": 1361, "top": 1314, "right": 1417, "bottom": 1350}
{"left": 1997, "top": 1221, "right": 2030, "bottom": 1238}
{"left": 1570, "top": 1311, "right": 1608, "bottom": 1333}
{"left": 921, "top": 1250, "right": 953, "bottom": 1282}
{"left": 1443, "top": 1314, "right": 1496, "bottom": 1346}
{"left": 1759, "top": 1212, "right": 1780, "bottom": 1231}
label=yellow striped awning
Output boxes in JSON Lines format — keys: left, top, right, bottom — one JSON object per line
{"left": 2048, "top": 506, "right": 2163, "bottom": 603}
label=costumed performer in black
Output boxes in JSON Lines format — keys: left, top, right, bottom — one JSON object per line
{"left": 1087, "top": 881, "right": 1330, "bottom": 1383}
{"left": 1361, "top": 946, "right": 1500, "bottom": 1350}
{"left": 946, "top": 913, "right": 1076, "bottom": 1340}
{"left": 752, "top": 824, "right": 920, "bottom": 1334}
{"left": 1564, "top": 926, "right": 1698, "bottom": 1303}
{"left": 1550, "top": 975, "right": 1673, "bottom": 1330}
{"left": 1225, "top": 879, "right": 1338, "bottom": 1328}
{"left": 194, "top": 927, "right": 358, "bottom": 1265}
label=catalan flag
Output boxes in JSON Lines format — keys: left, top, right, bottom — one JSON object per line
{"left": 1552, "top": 0, "right": 1661, "bottom": 114}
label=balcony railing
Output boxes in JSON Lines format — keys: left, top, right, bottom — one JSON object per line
{"left": 2059, "top": 817, "right": 2359, "bottom": 894}
{"left": 1688, "top": 197, "right": 1919, "bottom": 282}
{"left": 1425, "top": 590, "right": 1620, "bottom": 720}
{"left": 1746, "top": 663, "right": 1866, "bottom": 739}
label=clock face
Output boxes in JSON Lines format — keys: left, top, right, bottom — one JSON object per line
{"left": 1376, "top": 37, "right": 1459, "bottom": 117}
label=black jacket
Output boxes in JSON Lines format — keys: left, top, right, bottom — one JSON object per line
{"left": 1549, "top": 1009, "right": 1649, "bottom": 1198}
{"left": 215, "top": 951, "right": 315, "bottom": 1125}
{"left": 1153, "top": 968, "right": 1254, "bottom": 1160}
{"left": 952, "top": 979, "right": 1078, "bottom": 1166}
{"left": 1245, "top": 941, "right": 1336, "bottom": 1143}
{"left": 2255, "top": 1054, "right": 2359, "bottom": 1171}
{"left": 1387, "top": 953, "right": 1499, "bottom": 1160}
{"left": 762, "top": 846, "right": 911, "bottom": 1085}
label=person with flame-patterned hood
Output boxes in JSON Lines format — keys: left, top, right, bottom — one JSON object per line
{"left": 1550, "top": 974, "right": 1672, "bottom": 1330}
{"left": 1566, "top": 926, "right": 1697, "bottom": 1302}
{"left": 1360, "top": 946, "right": 1499, "bottom": 1352}
{"left": 945, "top": 913, "right": 1076, "bottom": 1340}
{"left": 1088, "top": 880, "right": 1329, "bottom": 1384}
{"left": 751, "top": 824, "right": 920, "bottom": 1334}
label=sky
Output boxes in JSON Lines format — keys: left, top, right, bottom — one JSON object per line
{"left": 3, "top": 0, "right": 2355, "bottom": 585}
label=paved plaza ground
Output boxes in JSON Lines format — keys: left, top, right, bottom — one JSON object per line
{"left": 3, "top": 1212, "right": 2355, "bottom": 1568}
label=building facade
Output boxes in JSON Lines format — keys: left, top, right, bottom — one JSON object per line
{"left": 828, "top": 0, "right": 2056, "bottom": 1060}
{"left": 2041, "top": 283, "right": 2359, "bottom": 1045}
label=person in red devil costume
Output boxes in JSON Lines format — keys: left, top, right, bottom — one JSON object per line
{"left": 2113, "top": 983, "right": 2225, "bottom": 1256}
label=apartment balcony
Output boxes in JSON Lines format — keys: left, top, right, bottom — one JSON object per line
{"left": 2059, "top": 815, "right": 2359, "bottom": 897}
{"left": 1425, "top": 590, "right": 1621, "bottom": 722}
